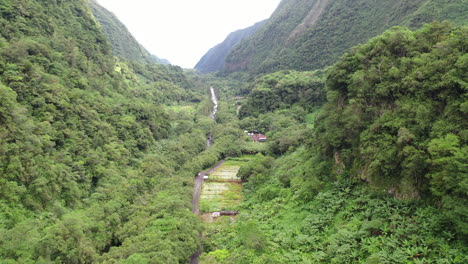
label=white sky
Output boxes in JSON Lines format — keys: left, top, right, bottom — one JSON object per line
{"left": 96, "top": 0, "right": 281, "bottom": 68}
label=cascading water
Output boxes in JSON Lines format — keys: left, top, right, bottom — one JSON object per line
{"left": 209, "top": 87, "right": 218, "bottom": 120}
{"left": 207, "top": 87, "right": 217, "bottom": 148}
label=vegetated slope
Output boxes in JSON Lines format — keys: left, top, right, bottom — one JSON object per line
{"left": 238, "top": 69, "right": 327, "bottom": 118}
{"left": 0, "top": 0, "right": 205, "bottom": 262}
{"left": 315, "top": 22, "right": 468, "bottom": 227}
{"left": 195, "top": 20, "right": 267, "bottom": 74}
{"left": 223, "top": 0, "right": 468, "bottom": 75}
{"left": 89, "top": 0, "right": 169, "bottom": 64}
{"left": 200, "top": 23, "right": 467, "bottom": 263}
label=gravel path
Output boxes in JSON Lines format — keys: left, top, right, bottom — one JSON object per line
{"left": 190, "top": 160, "right": 225, "bottom": 264}
{"left": 192, "top": 160, "right": 225, "bottom": 214}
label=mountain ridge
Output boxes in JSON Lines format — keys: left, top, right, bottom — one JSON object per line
{"left": 213, "top": 0, "right": 468, "bottom": 75}
{"left": 194, "top": 20, "right": 267, "bottom": 73}
{"left": 88, "top": 0, "right": 169, "bottom": 64}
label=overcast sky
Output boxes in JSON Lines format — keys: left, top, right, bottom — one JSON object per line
{"left": 96, "top": 0, "right": 281, "bottom": 68}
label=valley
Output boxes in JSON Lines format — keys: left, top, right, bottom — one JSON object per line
{"left": 0, "top": 0, "right": 466, "bottom": 263}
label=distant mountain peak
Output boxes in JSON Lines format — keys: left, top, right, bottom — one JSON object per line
{"left": 217, "top": 0, "right": 468, "bottom": 76}
{"left": 194, "top": 20, "right": 267, "bottom": 74}
{"left": 89, "top": 0, "right": 168, "bottom": 64}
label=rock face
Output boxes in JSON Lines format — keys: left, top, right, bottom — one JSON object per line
{"left": 194, "top": 20, "right": 267, "bottom": 73}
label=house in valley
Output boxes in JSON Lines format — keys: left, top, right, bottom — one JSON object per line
{"left": 251, "top": 133, "right": 267, "bottom": 142}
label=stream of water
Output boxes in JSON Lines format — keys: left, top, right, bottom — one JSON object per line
{"left": 191, "top": 87, "right": 218, "bottom": 264}
{"left": 209, "top": 87, "right": 218, "bottom": 120}
{"left": 207, "top": 87, "right": 217, "bottom": 148}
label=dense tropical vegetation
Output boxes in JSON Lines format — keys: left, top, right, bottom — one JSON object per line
{"left": 0, "top": 0, "right": 233, "bottom": 262}
{"left": 199, "top": 22, "right": 467, "bottom": 263}
{"left": 0, "top": 0, "right": 466, "bottom": 263}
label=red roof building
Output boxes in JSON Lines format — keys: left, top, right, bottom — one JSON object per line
{"left": 252, "top": 133, "right": 267, "bottom": 142}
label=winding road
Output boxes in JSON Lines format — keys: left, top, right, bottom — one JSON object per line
{"left": 191, "top": 160, "right": 225, "bottom": 214}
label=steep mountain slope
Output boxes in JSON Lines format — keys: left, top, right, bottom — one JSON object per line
{"left": 195, "top": 20, "right": 267, "bottom": 74}
{"left": 223, "top": 0, "right": 468, "bottom": 75}
{"left": 0, "top": 0, "right": 202, "bottom": 262}
{"left": 315, "top": 22, "right": 468, "bottom": 217}
{"left": 200, "top": 23, "right": 468, "bottom": 263}
{"left": 89, "top": 0, "right": 169, "bottom": 64}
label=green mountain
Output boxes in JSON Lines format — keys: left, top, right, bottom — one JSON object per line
{"left": 0, "top": 0, "right": 207, "bottom": 262}
{"left": 1, "top": 0, "right": 467, "bottom": 263}
{"left": 195, "top": 20, "right": 267, "bottom": 74}
{"left": 222, "top": 0, "right": 468, "bottom": 75}
{"left": 89, "top": 0, "right": 169, "bottom": 64}
{"left": 201, "top": 22, "right": 468, "bottom": 263}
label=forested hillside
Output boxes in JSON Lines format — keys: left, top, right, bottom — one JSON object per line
{"left": 195, "top": 20, "right": 266, "bottom": 74}
{"left": 0, "top": 0, "right": 212, "bottom": 262}
{"left": 1, "top": 0, "right": 467, "bottom": 263}
{"left": 200, "top": 22, "right": 468, "bottom": 263}
{"left": 89, "top": 0, "right": 168, "bottom": 64}
{"left": 221, "top": 0, "right": 468, "bottom": 75}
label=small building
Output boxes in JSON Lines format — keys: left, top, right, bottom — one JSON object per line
{"left": 252, "top": 133, "right": 267, "bottom": 142}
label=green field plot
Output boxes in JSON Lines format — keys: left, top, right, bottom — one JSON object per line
{"left": 165, "top": 104, "right": 196, "bottom": 114}
{"left": 199, "top": 156, "right": 256, "bottom": 213}
{"left": 207, "top": 165, "right": 241, "bottom": 181}
{"left": 200, "top": 182, "right": 242, "bottom": 212}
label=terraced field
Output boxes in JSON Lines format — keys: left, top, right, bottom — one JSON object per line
{"left": 200, "top": 163, "right": 242, "bottom": 212}
{"left": 199, "top": 157, "right": 252, "bottom": 216}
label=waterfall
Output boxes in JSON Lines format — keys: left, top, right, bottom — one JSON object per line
{"left": 207, "top": 87, "right": 218, "bottom": 148}
{"left": 209, "top": 87, "right": 218, "bottom": 120}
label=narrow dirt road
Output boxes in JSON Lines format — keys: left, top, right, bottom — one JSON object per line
{"left": 192, "top": 160, "right": 225, "bottom": 214}
{"left": 190, "top": 160, "right": 225, "bottom": 264}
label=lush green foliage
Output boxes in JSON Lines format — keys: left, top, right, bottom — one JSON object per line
{"left": 0, "top": 0, "right": 215, "bottom": 262}
{"left": 200, "top": 22, "right": 467, "bottom": 264}
{"left": 315, "top": 23, "right": 467, "bottom": 234}
{"left": 238, "top": 69, "right": 326, "bottom": 118}
{"left": 1, "top": 0, "right": 466, "bottom": 263}
{"left": 224, "top": 0, "right": 319, "bottom": 74}
{"left": 202, "top": 163, "right": 467, "bottom": 263}
{"left": 224, "top": 0, "right": 468, "bottom": 75}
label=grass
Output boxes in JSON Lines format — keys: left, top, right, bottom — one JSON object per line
{"left": 199, "top": 156, "right": 255, "bottom": 214}
{"left": 209, "top": 165, "right": 241, "bottom": 181}
{"left": 225, "top": 155, "right": 257, "bottom": 166}
{"left": 200, "top": 182, "right": 242, "bottom": 212}
{"left": 305, "top": 112, "right": 317, "bottom": 128}
{"left": 165, "top": 104, "right": 196, "bottom": 114}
